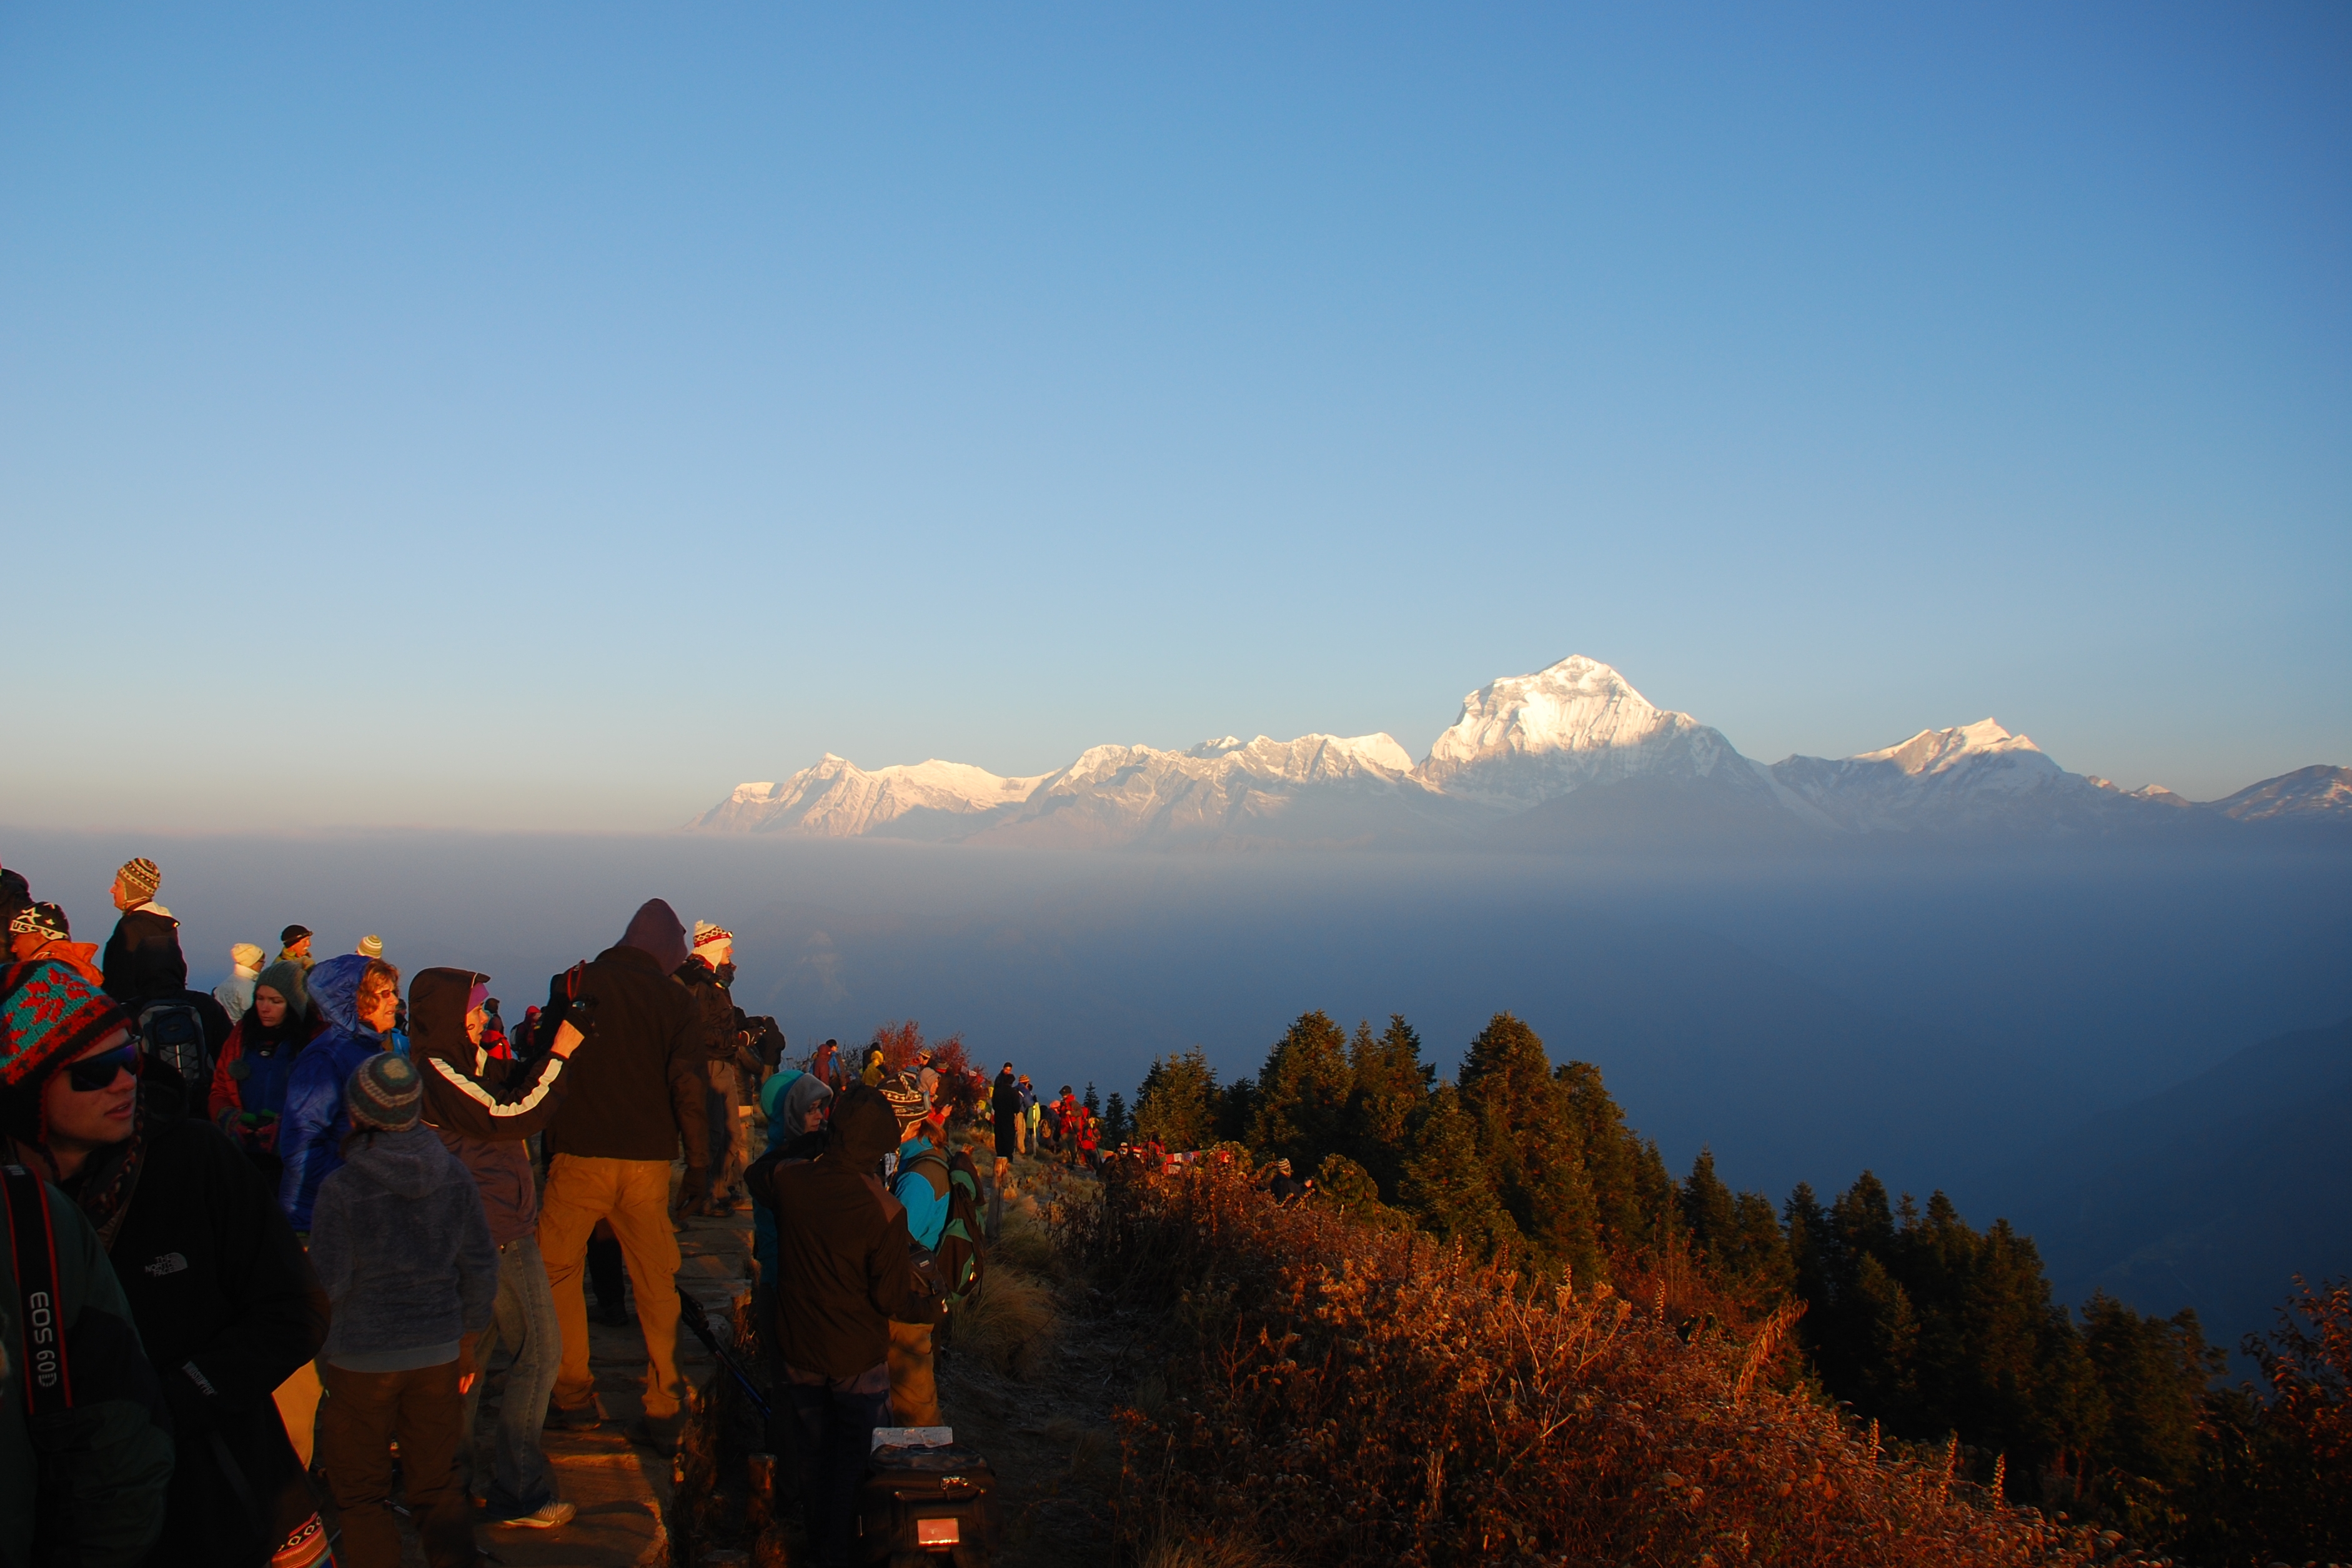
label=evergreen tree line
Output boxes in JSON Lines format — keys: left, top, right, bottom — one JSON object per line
{"left": 1124, "top": 1009, "right": 2348, "bottom": 1559}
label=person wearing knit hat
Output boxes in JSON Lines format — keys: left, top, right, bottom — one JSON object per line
{"left": 6, "top": 957, "right": 336, "bottom": 1567}
{"left": 309, "top": 1047, "right": 497, "bottom": 1568}
{"left": 346, "top": 1051, "right": 424, "bottom": 1132}
{"left": 101, "top": 855, "right": 189, "bottom": 1008}
{"left": 9, "top": 900, "right": 106, "bottom": 986}
{"left": 0, "top": 960, "right": 179, "bottom": 1562}
{"left": 690, "top": 920, "right": 733, "bottom": 961}
{"left": 886, "top": 1087, "right": 956, "bottom": 1428}
{"left": 206, "top": 956, "right": 321, "bottom": 1182}
{"left": 115, "top": 856, "right": 162, "bottom": 904}
{"left": 214, "top": 941, "right": 268, "bottom": 1023}
{"left": 279, "top": 924, "right": 315, "bottom": 970}
{"left": 1, "top": 958, "right": 134, "bottom": 1119}
{"left": 675, "top": 919, "right": 747, "bottom": 1216}
{"left": 356, "top": 933, "right": 385, "bottom": 960}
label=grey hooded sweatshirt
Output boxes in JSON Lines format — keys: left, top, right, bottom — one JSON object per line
{"left": 308, "top": 1123, "right": 497, "bottom": 1372}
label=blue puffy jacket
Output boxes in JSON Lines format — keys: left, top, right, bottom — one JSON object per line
{"left": 275, "top": 956, "right": 384, "bottom": 1233}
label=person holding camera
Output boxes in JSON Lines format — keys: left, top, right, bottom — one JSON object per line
{"left": 410, "top": 966, "right": 587, "bottom": 1531}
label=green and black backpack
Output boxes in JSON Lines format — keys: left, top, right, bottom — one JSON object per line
{"left": 902, "top": 1145, "right": 988, "bottom": 1314}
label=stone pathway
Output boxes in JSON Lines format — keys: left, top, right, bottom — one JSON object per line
{"left": 400, "top": 1199, "right": 755, "bottom": 1567}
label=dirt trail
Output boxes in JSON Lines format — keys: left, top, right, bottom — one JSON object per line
{"left": 387, "top": 1144, "right": 1134, "bottom": 1566}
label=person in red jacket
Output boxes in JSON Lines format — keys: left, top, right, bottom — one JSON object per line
{"left": 206, "top": 958, "right": 321, "bottom": 1183}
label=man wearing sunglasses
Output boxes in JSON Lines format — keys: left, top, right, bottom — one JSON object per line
{"left": 1, "top": 960, "right": 177, "bottom": 1567}
{"left": 2, "top": 958, "right": 335, "bottom": 1568}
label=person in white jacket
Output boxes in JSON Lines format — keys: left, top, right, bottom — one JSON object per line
{"left": 214, "top": 941, "right": 265, "bottom": 1021}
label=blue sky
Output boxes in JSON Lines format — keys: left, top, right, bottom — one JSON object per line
{"left": 4, "top": 3, "right": 2346, "bottom": 830}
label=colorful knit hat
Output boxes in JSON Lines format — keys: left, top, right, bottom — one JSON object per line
{"left": 356, "top": 934, "right": 384, "bottom": 960}
{"left": 116, "top": 857, "right": 161, "bottom": 901}
{"left": 9, "top": 902, "right": 69, "bottom": 941}
{"left": 1, "top": 960, "right": 132, "bottom": 1096}
{"left": 878, "top": 1068, "right": 929, "bottom": 1131}
{"left": 692, "top": 921, "right": 733, "bottom": 956}
{"left": 347, "top": 1052, "right": 422, "bottom": 1132}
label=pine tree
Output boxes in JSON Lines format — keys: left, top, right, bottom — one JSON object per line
{"left": 1557, "top": 1059, "right": 1660, "bottom": 1256}
{"left": 1681, "top": 1148, "right": 1739, "bottom": 1261}
{"left": 1214, "top": 1074, "right": 1258, "bottom": 1144}
{"left": 1850, "top": 1251, "right": 1923, "bottom": 1425}
{"left": 2079, "top": 1293, "right": 2217, "bottom": 1494}
{"left": 1248, "top": 1010, "right": 1352, "bottom": 1167}
{"left": 1133, "top": 1047, "right": 1218, "bottom": 1150}
{"left": 1315, "top": 1153, "right": 1381, "bottom": 1214}
{"left": 1457, "top": 1012, "right": 1599, "bottom": 1280}
{"left": 1398, "top": 1084, "right": 1517, "bottom": 1258}
{"left": 1084, "top": 1082, "right": 1100, "bottom": 1116}
{"left": 1104, "top": 1091, "right": 1129, "bottom": 1143}
{"left": 1344, "top": 1014, "right": 1432, "bottom": 1200}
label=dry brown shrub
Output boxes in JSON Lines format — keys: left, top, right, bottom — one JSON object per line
{"left": 1084, "top": 1165, "right": 2103, "bottom": 1567}
{"left": 953, "top": 1261, "right": 1058, "bottom": 1380}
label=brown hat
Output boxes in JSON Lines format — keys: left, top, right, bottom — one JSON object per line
{"left": 116, "top": 858, "right": 161, "bottom": 900}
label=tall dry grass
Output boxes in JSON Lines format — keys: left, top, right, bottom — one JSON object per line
{"left": 1077, "top": 1164, "right": 2106, "bottom": 1567}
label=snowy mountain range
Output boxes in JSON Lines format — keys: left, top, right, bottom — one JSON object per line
{"left": 689, "top": 655, "right": 2350, "bottom": 849}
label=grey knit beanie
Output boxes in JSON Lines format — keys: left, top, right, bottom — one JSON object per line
{"left": 347, "top": 1052, "right": 422, "bottom": 1132}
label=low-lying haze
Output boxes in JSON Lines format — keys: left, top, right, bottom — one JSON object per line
{"left": 7, "top": 826, "right": 2344, "bottom": 1345}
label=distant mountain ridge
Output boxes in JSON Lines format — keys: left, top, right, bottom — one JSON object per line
{"left": 690, "top": 655, "right": 2350, "bottom": 847}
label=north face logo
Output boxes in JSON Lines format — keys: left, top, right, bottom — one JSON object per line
{"left": 143, "top": 1252, "right": 189, "bottom": 1278}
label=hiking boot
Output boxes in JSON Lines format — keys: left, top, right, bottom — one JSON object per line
{"left": 486, "top": 1497, "right": 577, "bottom": 1530}
{"left": 544, "top": 1397, "right": 603, "bottom": 1431}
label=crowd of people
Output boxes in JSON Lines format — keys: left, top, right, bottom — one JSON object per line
{"left": 0, "top": 855, "right": 1015, "bottom": 1568}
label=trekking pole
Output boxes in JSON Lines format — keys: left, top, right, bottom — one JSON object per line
{"left": 677, "top": 1287, "right": 773, "bottom": 1425}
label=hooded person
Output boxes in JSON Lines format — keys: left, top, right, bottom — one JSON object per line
{"left": 409, "top": 965, "right": 587, "bottom": 1529}
{"left": 534, "top": 898, "right": 710, "bottom": 1446}
{"left": 205, "top": 957, "right": 322, "bottom": 1184}
{"left": 2, "top": 958, "right": 334, "bottom": 1568}
{"left": 275, "top": 953, "right": 399, "bottom": 1234}
{"left": 9, "top": 899, "right": 106, "bottom": 985}
{"left": 307, "top": 1053, "right": 498, "bottom": 1568}
{"left": 747, "top": 1083, "right": 936, "bottom": 1568}
{"left": 0, "top": 960, "right": 177, "bottom": 1567}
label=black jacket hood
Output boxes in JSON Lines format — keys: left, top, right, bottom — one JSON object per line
{"left": 826, "top": 1085, "right": 901, "bottom": 1168}
{"left": 408, "top": 967, "right": 485, "bottom": 1069}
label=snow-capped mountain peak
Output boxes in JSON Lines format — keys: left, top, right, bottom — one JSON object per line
{"left": 690, "top": 659, "right": 2347, "bottom": 845}
{"left": 1852, "top": 718, "right": 2053, "bottom": 778}
{"left": 1416, "top": 654, "right": 1745, "bottom": 806}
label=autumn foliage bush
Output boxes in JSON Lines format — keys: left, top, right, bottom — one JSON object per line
{"left": 1082, "top": 1163, "right": 2107, "bottom": 1568}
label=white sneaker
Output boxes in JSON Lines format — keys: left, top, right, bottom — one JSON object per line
{"left": 490, "top": 1498, "right": 576, "bottom": 1529}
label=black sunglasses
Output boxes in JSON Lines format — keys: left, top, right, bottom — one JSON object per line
{"left": 64, "top": 1042, "right": 142, "bottom": 1093}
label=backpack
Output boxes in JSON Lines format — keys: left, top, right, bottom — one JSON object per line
{"left": 136, "top": 996, "right": 210, "bottom": 1089}
{"left": 906, "top": 1148, "right": 987, "bottom": 1314}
